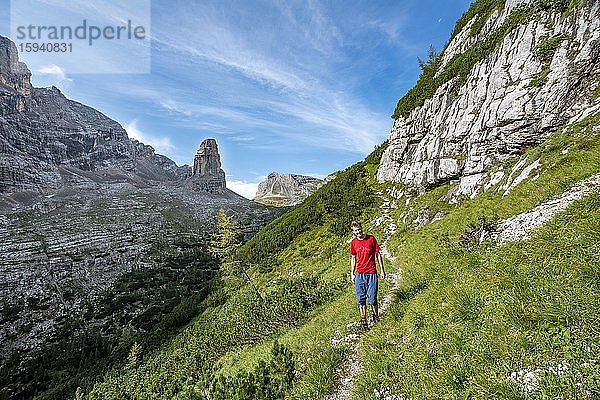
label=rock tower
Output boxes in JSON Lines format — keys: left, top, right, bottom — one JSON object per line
{"left": 189, "top": 138, "right": 226, "bottom": 194}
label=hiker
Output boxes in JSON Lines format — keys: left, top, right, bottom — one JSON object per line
{"left": 349, "top": 220, "right": 385, "bottom": 329}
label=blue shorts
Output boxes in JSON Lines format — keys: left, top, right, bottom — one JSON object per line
{"left": 355, "top": 273, "right": 378, "bottom": 306}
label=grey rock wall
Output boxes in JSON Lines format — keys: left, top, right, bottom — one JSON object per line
{"left": 0, "top": 36, "right": 31, "bottom": 96}
{"left": 377, "top": 0, "right": 600, "bottom": 199}
{"left": 0, "top": 35, "right": 192, "bottom": 194}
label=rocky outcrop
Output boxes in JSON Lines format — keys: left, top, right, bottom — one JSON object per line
{"left": 0, "top": 35, "right": 193, "bottom": 194}
{"left": 377, "top": 0, "right": 600, "bottom": 199}
{"left": 492, "top": 172, "right": 600, "bottom": 243}
{"left": 188, "top": 138, "right": 227, "bottom": 194}
{"left": 254, "top": 172, "right": 323, "bottom": 206}
{"left": 0, "top": 36, "right": 31, "bottom": 96}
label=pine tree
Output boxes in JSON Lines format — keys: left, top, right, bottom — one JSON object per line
{"left": 209, "top": 209, "right": 241, "bottom": 259}
{"left": 210, "top": 209, "right": 263, "bottom": 303}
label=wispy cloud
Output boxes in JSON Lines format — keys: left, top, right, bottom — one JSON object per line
{"left": 125, "top": 120, "right": 174, "bottom": 154}
{"left": 227, "top": 179, "right": 259, "bottom": 200}
{"left": 36, "top": 64, "right": 70, "bottom": 80}
{"left": 148, "top": 1, "right": 390, "bottom": 155}
{"left": 31, "top": 64, "right": 73, "bottom": 90}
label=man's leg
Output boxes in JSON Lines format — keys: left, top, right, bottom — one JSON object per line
{"left": 371, "top": 304, "right": 379, "bottom": 323}
{"left": 367, "top": 274, "right": 379, "bottom": 324}
{"left": 355, "top": 274, "right": 368, "bottom": 329}
{"left": 359, "top": 304, "right": 367, "bottom": 319}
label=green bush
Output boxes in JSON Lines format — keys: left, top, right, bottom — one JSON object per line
{"left": 204, "top": 342, "right": 295, "bottom": 400}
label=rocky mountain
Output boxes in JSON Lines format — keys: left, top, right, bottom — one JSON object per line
{"left": 1, "top": 37, "right": 192, "bottom": 194}
{"left": 0, "top": 35, "right": 280, "bottom": 399}
{"left": 253, "top": 172, "right": 324, "bottom": 206}
{"left": 377, "top": 0, "right": 600, "bottom": 199}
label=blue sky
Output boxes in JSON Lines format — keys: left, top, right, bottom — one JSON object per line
{"left": 1, "top": 0, "right": 472, "bottom": 198}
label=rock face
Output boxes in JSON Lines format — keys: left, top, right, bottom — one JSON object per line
{"left": 188, "top": 138, "right": 227, "bottom": 194}
{"left": 0, "top": 36, "right": 31, "bottom": 97}
{"left": 377, "top": 0, "right": 600, "bottom": 198}
{"left": 0, "top": 35, "right": 194, "bottom": 194}
{"left": 254, "top": 172, "right": 323, "bottom": 206}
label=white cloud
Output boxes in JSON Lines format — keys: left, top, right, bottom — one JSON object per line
{"left": 150, "top": 5, "right": 390, "bottom": 155}
{"left": 32, "top": 64, "right": 73, "bottom": 91}
{"left": 227, "top": 180, "right": 259, "bottom": 200}
{"left": 125, "top": 120, "right": 174, "bottom": 154}
{"left": 36, "top": 64, "right": 68, "bottom": 79}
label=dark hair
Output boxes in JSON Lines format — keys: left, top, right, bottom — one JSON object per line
{"left": 350, "top": 220, "right": 362, "bottom": 229}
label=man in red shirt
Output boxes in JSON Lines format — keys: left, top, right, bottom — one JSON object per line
{"left": 350, "top": 220, "right": 385, "bottom": 329}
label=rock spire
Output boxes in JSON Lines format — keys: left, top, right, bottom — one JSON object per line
{"left": 189, "top": 138, "right": 226, "bottom": 194}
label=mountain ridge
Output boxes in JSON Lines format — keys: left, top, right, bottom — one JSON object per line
{"left": 253, "top": 172, "right": 324, "bottom": 206}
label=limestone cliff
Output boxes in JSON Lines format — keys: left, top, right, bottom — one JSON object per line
{"left": 0, "top": 35, "right": 193, "bottom": 194}
{"left": 0, "top": 36, "right": 31, "bottom": 97}
{"left": 188, "top": 138, "right": 227, "bottom": 194}
{"left": 377, "top": 0, "right": 600, "bottom": 199}
{"left": 254, "top": 172, "right": 323, "bottom": 206}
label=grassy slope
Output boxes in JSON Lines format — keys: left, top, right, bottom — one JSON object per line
{"left": 76, "top": 154, "right": 385, "bottom": 399}
{"left": 352, "top": 114, "right": 600, "bottom": 399}
{"left": 216, "top": 223, "right": 396, "bottom": 399}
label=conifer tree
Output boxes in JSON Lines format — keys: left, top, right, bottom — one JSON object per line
{"left": 210, "top": 208, "right": 263, "bottom": 303}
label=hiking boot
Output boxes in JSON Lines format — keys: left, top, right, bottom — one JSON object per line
{"left": 360, "top": 317, "right": 368, "bottom": 330}
{"left": 371, "top": 314, "right": 379, "bottom": 325}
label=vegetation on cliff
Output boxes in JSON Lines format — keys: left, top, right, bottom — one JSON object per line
{"left": 393, "top": 0, "right": 585, "bottom": 119}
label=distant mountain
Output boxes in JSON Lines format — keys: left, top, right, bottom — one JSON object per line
{"left": 0, "top": 35, "right": 281, "bottom": 399}
{"left": 253, "top": 172, "right": 324, "bottom": 206}
{"left": 1, "top": 41, "right": 188, "bottom": 194}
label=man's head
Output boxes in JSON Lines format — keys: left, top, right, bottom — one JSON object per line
{"left": 350, "top": 220, "right": 364, "bottom": 239}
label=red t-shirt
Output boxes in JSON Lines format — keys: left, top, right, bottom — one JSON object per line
{"left": 350, "top": 235, "right": 380, "bottom": 274}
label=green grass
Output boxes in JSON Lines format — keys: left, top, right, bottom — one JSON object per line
{"left": 528, "top": 34, "right": 569, "bottom": 87}
{"left": 355, "top": 194, "right": 600, "bottom": 399}
{"left": 216, "top": 220, "right": 397, "bottom": 399}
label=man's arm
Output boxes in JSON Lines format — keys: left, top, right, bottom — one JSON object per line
{"left": 376, "top": 252, "right": 385, "bottom": 279}
{"left": 350, "top": 254, "right": 357, "bottom": 283}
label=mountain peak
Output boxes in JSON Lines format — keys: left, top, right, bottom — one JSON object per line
{"left": 188, "top": 138, "right": 227, "bottom": 194}
{"left": 0, "top": 35, "right": 31, "bottom": 96}
{"left": 254, "top": 172, "right": 323, "bottom": 206}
